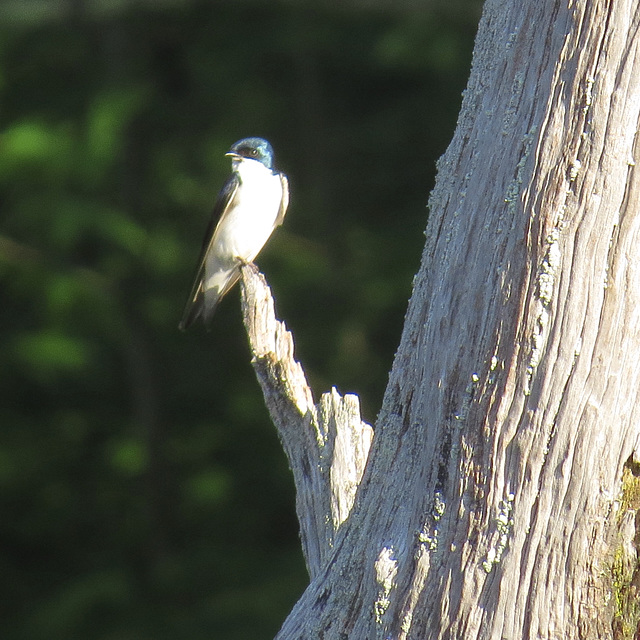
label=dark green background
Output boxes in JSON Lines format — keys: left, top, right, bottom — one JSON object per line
{"left": 0, "top": 2, "right": 479, "bottom": 638}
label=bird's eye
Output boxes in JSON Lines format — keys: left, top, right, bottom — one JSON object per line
{"left": 250, "top": 148, "right": 258, "bottom": 156}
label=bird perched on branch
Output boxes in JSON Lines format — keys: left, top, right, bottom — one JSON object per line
{"left": 179, "top": 137, "right": 289, "bottom": 330}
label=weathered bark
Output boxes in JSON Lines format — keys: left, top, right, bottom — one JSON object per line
{"left": 241, "top": 0, "right": 640, "bottom": 638}
{"left": 239, "top": 264, "right": 373, "bottom": 578}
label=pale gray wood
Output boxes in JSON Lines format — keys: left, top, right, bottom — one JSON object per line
{"left": 240, "top": 0, "right": 640, "bottom": 638}
{"left": 239, "top": 264, "right": 373, "bottom": 578}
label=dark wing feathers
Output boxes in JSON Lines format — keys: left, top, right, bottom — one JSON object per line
{"left": 178, "top": 174, "right": 240, "bottom": 331}
{"left": 274, "top": 173, "right": 289, "bottom": 227}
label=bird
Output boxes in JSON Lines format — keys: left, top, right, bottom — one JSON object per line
{"left": 179, "top": 137, "right": 289, "bottom": 330}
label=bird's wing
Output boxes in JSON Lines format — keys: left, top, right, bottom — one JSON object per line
{"left": 178, "top": 174, "right": 240, "bottom": 331}
{"left": 274, "top": 172, "right": 289, "bottom": 227}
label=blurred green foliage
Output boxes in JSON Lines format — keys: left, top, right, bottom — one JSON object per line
{"left": 0, "top": 1, "right": 479, "bottom": 638}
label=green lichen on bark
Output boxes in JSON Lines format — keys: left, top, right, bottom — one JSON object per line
{"left": 611, "top": 461, "right": 640, "bottom": 640}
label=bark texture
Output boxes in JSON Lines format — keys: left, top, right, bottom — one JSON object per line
{"left": 242, "top": 0, "right": 640, "bottom": 638}
{"left": 239, "top": 264, "right": 373, "bottom": 579}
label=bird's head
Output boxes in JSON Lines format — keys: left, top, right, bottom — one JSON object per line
{"left": 226, "top": 137, "right": 275, "bottom": 170}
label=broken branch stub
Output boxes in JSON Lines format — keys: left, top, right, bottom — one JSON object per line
{"left": 239, "top": 264, "right": 374, "bottom": 578}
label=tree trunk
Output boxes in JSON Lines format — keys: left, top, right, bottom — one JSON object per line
{"left": 240, "top": 0, "right": 640, "bottom": 638}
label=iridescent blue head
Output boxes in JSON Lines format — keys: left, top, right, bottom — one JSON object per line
{"left": 226, "top": 137, "right": 275, "bottom": 170}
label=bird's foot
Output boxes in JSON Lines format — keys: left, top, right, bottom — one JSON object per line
{"left": 237, "top": 258, "right": 260, "bottom": 274}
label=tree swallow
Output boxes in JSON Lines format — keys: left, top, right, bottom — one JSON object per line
{"left": 179, "top": 137, "right": 289, "bottom": 330}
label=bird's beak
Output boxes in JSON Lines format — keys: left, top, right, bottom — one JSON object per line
{"left": 225, "top": 152, "right": 241, "bottom": 159}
